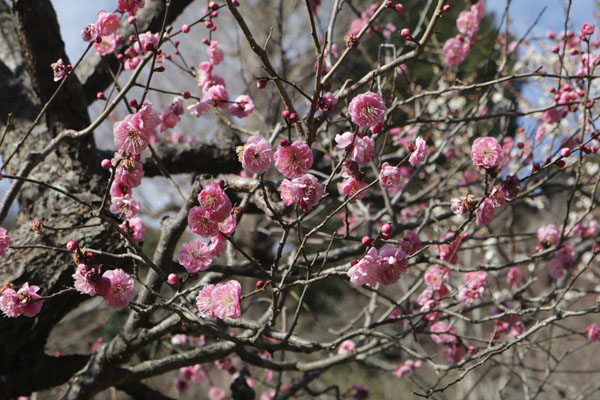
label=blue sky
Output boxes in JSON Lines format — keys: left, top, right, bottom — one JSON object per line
{"left": 51, "top": 1, "right": 598, "bottom": 61}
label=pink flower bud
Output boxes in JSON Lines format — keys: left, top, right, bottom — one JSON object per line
{"left": 289, "top": 113, "right": 298, "bottom": 123}
{"left": 257, "top": 78, "right": 267, "bottom": 89}
{"left": 551, "top": 45, "right": 560, "bottom": 53}
{"left": 555, "top": 159, "right": 566, "bottom": 168}
{"left": 400, "top": 28, "right": 411, "bottom": 40}
{"left": 256, "top": 280, "right": 265, "bottom": 289}
{"left": 395, "top": 4, "right": 404, "bottom": 13}
{"left": 128, "top": 98, "right": 139, "bottom": 109}
{"left": 167, "top": 273, "right": 179, "bottom": 284}
{"left": 560, "top": 147, "right": 571, "bottom": 157}
{"left": 361, "top": 236, "right": 372, "bottom": 246}
{"left": 181, "top": 24, "right": 190, "bottom": 33}
{"left": 209, "top": 1, "right": 218, "bottom": 9}
{"left": 66, "top": 240, "right": 78, "bottom": 252}
{"left": 281, "top": 109, "right": 291, "bottom": 119}
{"left": 128, "top": 16, "right": 136, "bottom": 25}
{"left": 582, "top": 23, "right": 594, "bottom": 36}
{"left": 96, "top": 91, "right": 106, "bottom": 100}
{"left": 100, "top": 159, "right": 112, "bottom": 169}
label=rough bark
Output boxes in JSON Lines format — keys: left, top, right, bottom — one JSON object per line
{"left": 0, "top": 1, "right": 122, "bottom": 398}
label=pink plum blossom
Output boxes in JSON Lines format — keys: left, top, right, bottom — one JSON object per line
{"left": 114, "top": 159, "right": 144, "bottom": 188}
{"left": 537, "top": 224, "right": 560, "bottom": 247}
{"left": 351, "top": 135, "right": 375, "bottom": 163}
{"left": 205, "top": 84, "right": 229, "bottom": 109}
{"left": 424, "top": 265, "right": 448, "bottom": 291}
{"left": 471, "top": 137, "right": 501, "bottom": 169}
{"left": 0, "top": 227, "right": 10, "bottom": 255}
{"left": 442, "top": 343, "right": 466, "bottom": 364}
{"left": 434, "top": 233, "right": 463, "bottom": 264}
{"left": 378, "top": 245, "right": 408, "bottom": 285}
{"left": 51, "top": 58, "right": 68, "bottom": 82}
{"left": 210, "top": 280, "right": 242, "bottom": 319}
{"left": 81, "top": 23, "right": 99, "bottom": 42}
{"left": 443, "top": 36, "right": 470, "bottom": 67}
{"left": 335, "top": 131, "right": 354, "bottom": 149}
{"left": 110, "top": 195, "right": 140, "bottom": 219}
{"left": 196, "top": 284, "right": 216, "bottom": 318}
{"left": 456, "top": 11, "right": 479, "bottom": 41}
{"left": 101, "top": 269, "right": 136, "bottom": 309}
{"left": 587, "top": 323, "right": 600, "bottom": 342}
{"left": 208, "top": 387, "right": 226, "bottom": 400}
{"left": 208, "top": 234, "right": 227, "bottom": 257}
{"left": 279, "top": 174, "right": 324, "bottom": 210}
{"left": 238, "top": 136, "right": 273, "bottom": 174}
{"left": 337, "top": 339, "right": 356, "bottom": 355}
{"left": 198, "top": 182, "right": 232, "bottom": 223}
{"left": 229, "top": 95, "right": 254, "bottom": 118}
{"left": 187, "top": 99, "right": 212, "bottom": 118}
{"left": 218, "top": 215, "right": 237, "bottom": 236}
{"left": 72, "top": 264, "right": 103, "bottom": 296}
{"left": 338, "top": 177, "right": 368, "bottom": 201}
{"left": 179, "top": 239, "right": 213, "bottom": 273}
{"left": 347, "top": 247, "right": 382, "bottom": 287}
{"left": 379, "top": 162, "right": 403, "bottom": 190}
{"left": 506, "top": 267, "right": 523, "bottom": 286}
{"left": 430, "top": 321, "right": 457, "bottom": 344}
{"left": 207, "top": 41, "right": 224, "bottom": 65}
{"left": 93, "top": 34, "right": 117, "bottom": 56}
{"left": 96, "top": 11, "right": 120, "bottom": 36}
{"left": 399, "top": 231, "right": 422, "bottom": 255}
{"left": 117, "top": 0, "right": 145, "bottom": 16}
{"left": 188, "top": 206, "right": 219, "bottom": 237}
{"left": 273, "top": 140, "right": 314, "bottom": 179}
{"left": 347, "top": 91, "right": 386, "bottom": 127}
{"left": 0, "top": 283, "right": 43, "bottom": 318}
{"left": 409, "top": 136, "right": 427, "bottom": 167}
{"left": 197, "top": 61, "right": 213, "bottom": 87}
{"left": 475, "top": 199, "right": 495, "bottom": 226}
{"left": 393, "top": 359, "right": 422, "bottom": 378}
{"left": 113, "top": 114, "right": 150, "bottom": 155}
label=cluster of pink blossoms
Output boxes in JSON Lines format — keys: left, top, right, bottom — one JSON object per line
{"left": 393, "top": 359, "right": 422, "bottom": 379}
{"left": 181, "top": 182, "right": 236, "bottom": 274}
{"left": 535, "top": 224, "right": 577, "bottom": 279}
{"left": 0, "top": 282, "right": 43, "bottom": 318}
{"left": 196, "top": 280, "right": 242, "bottom": 319}
{"left": 109, "top": 103, "right": 161, "bottom": 223}
{"left": 347, "top": 244, "right": 408, "bottom": 287}
{"left": 81, "top": 10, "right": 124, "bottom": 57}
{"left": 280, "top": 174, "right": 324, "bottom": 211}
{"left": 335, "top": 131, "right": 375, "bottom": 163}
{"left": 442, "top": 1, "right": 484, "bottom": 67}
{"left": 457, "top": 271, "right": 488, "bottom": 306}
{"left": 72, "top": 259, "right": 136, "bottom": 309}
{"left": 188, "top": 40, "right": 254, "bottom": 119}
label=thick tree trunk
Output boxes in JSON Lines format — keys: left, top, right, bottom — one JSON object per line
{"left": 0, "top": 1, "right": 121, "bottom": 397}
